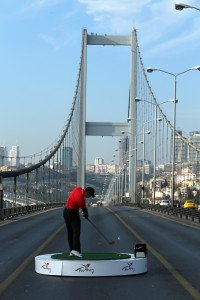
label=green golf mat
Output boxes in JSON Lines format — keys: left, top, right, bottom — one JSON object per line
{"left": 51, "top": 253, "right": 131, "bottom": 260}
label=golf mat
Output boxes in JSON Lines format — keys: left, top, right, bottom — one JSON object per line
{"left": 51, "top": 253, "right": 131, "bottom": 260}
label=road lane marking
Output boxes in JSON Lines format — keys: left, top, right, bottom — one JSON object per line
{"left": 109, "top": 208, "right": 200, "bottom": 300}
{"left": 0, "top": 223, "right": 65, "bottom": 295}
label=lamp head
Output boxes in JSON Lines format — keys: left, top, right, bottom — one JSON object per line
{"left": 157, "top": 118, "right": 162, "bottom": 122}
{"left": 175, "top": 3, "right": 190, "bottom": 10}
{"left": 192, "top": 65, "right": 200, "bottom": 71}
{"left": 175, "top": 3, "right": 185, "bottom": 10}
{"left": 147, "top": 67, "right": 157, "bottom": 73}
{"left": 121, "top": 131, "right": 125, "bottom": 134}
{"left": 135, "top": 97, "right": 141, "bottom": 102}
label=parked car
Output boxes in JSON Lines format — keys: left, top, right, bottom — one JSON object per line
{"left": 159, "top": 200, "right": 170, "bottom": 206}
{"left": 183, "top": 200, "right": 195, "bottom": 209}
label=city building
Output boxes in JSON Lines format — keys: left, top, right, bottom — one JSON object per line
{"left": 188, "top": 131, "right": 200, "bottom": 163}
{"left": 86, "top": 164, "right": 95, "bottom": 172}
{"left": 0, "top": 146, "right": 7, "bottom": 166}
{"left": 95, "top": 164, "right": 107, "bottom": 174}
{"left": 9, "top": 146, "right": 20, "bottom": 167}
{"left": 94, "top": 157, "right": 104, "bottom": 173}
{"left": 94, "top": 157, "right": 117, "bottom": 175}
{"left": 106, "top": 164, "right": 117, "bottom": 174}
{"left": 95, "top": 157, "right": 104, "bottom": 166}
{"left": 175, "top": 131, "right": 188, "bottom": 163}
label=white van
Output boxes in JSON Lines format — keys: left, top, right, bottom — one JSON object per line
{"left": 159, "top": 200, "right": 170, "bottom": 206}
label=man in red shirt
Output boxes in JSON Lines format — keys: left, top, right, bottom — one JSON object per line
{"left": 63, "top": 186, "right": 95, "bottom": 257}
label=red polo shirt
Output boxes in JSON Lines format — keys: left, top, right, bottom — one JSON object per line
{"left": 66, "top": 187, "right": 86, "bottom": 210}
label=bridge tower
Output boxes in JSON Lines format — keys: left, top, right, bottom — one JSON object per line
{"left": 78, "top": 29, "right": 137, "bottom": 203}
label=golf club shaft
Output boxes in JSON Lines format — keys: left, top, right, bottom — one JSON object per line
{"left": 88, "top": 219, "right": 112, "bottom": 244}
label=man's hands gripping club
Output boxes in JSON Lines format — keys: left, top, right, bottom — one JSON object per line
{"left": 82, "top": 208, "right": 88, "bottom": 219}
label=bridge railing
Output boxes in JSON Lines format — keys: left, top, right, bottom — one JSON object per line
{"left": 0, "top": 202, "right": 64, "bottom": 221}
{"left": 119, "top": 202, "right": 200, "bottom": 223}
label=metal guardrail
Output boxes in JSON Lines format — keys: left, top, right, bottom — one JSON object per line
{"left": 144, "top": 204, "right": 200, "bottom": 223}
{"left": 0, "top": 203, "right": 65, "bottom": 221}
{"left": 120, "top": 203, "right": 200, "bottom": 223}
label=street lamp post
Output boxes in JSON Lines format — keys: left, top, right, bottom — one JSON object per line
{"left": 121, "top": 130, "right": 138, "bottom": 203}
{"left": 153, "top": 107, "right": 158, "bottom": 204}
{"left": 140, "top": 119, "right": 163, "bottom": 202}
{"left": 0, "top": 177, "right": 3, "bottom": 212}
{"left": 175, "top": 3, "right": 200, "bottom": 11}
{"left": 140, "top": 127, "right": 151, "bottom": 200}
{"left": 147, "top": 65, "right": 200, "bottom": 207}
{"left": 114, "top": 177, "right": 117, "bottom": 203}
{"left": 135, "top": 98, "right": 171, "bottom": 204}
{"left": 133, "top": 136, "right": 137, "bottom": 204}
{"left": 123, "top": 163, "right": 127, "bottom": 197}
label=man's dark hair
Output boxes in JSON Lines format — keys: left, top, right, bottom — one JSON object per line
{"left": 85, "top": 187, "right": 95, "bottom": 197}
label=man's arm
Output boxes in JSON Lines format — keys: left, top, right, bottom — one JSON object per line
{"left": 82, "top": 207, "right": 88, "bottom": 219}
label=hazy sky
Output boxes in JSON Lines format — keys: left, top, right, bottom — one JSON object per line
{"left": 1, "top": 0, "right": 200, "bottom": 164}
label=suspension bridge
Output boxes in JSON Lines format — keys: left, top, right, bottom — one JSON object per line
{"left": 1, "top": 28, "right": 200, "bottom": 212}
{"left": 0, "top": 28, "right": 200, "bottom": 300}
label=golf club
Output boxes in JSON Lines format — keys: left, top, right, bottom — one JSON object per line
{"left": 88, "top": 219, "right": 115, "bottom": 245}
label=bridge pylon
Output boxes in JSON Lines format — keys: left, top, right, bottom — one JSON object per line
{"left": 78, "top": 29, "right": 137, "bottom": 203}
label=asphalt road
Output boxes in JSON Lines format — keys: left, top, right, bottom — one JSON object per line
{"left": 0, "top": 206, "right": 199, "bottom": 300}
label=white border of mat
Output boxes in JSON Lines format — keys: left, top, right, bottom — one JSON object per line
{"left": 35, "top": 253, "right": 147, "bottom": 277}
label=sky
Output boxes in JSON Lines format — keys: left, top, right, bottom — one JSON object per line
{"left": 0, "top": 0, "right": 200, "bottom": 164}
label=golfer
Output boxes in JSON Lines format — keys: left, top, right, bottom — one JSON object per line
{"left": 63, "top": 186, "right": 95, "bottom": 258}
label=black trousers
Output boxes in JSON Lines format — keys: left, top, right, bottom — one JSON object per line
{"left": 63, "top": 208, "right": 81, "bottom": 252}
